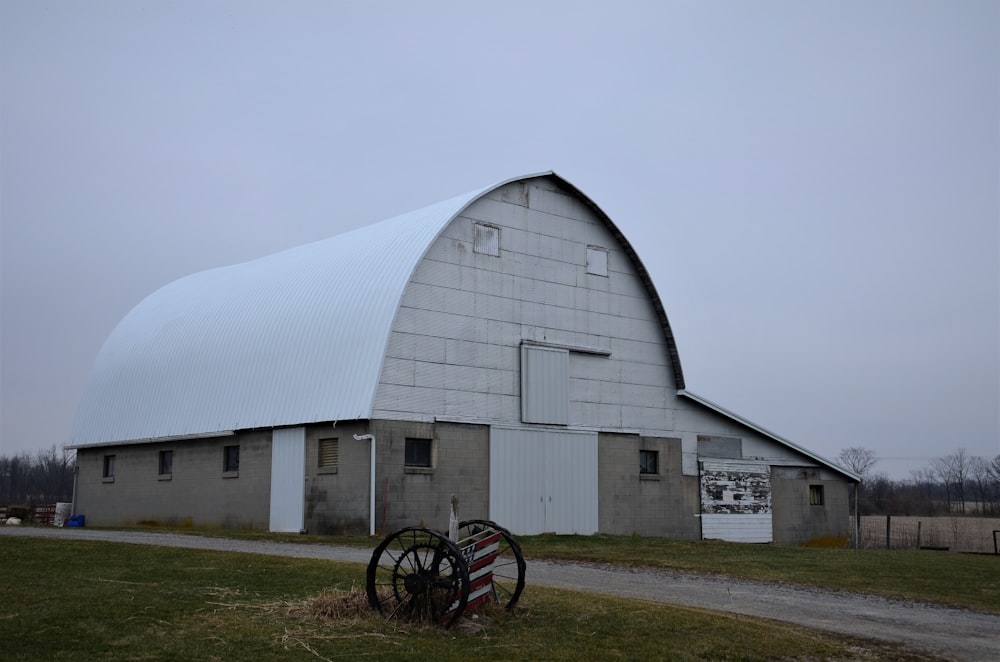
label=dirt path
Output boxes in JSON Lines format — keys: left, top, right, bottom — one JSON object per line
{"left": 4, "top": 527, "right": 997, "bottom": 661}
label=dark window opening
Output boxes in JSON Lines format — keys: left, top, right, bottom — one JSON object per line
{"left": 405, "top": 438, "right": 432, "bottom": 468}
{"left": 158, "top": 450, "right": 173, "bottom": 475}
{"left": 809, "top": 484, "right": 824, "bottom": 506}
{"left": 102, "top": 454, "right": 116, "bottom": 478}
{"left": 224, "top": 445, "right": 240, "bottom": 473}
{"left": 639, "top": 449, "right": 659, "bottom": 475}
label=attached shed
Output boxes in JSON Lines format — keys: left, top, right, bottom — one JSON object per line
{"left": 69, "top": 172, "right": 857, "bottom": 544}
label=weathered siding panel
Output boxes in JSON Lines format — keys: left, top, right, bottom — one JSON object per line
{"left": 699, "top": 460, "right": 773, "bottom": 543}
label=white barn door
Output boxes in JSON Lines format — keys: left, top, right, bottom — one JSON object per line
{"left": 489, "top": 427, "right": 598, "bottom": 535}
{"left": 269, "top": 427, "right": 305, "bottom": 533}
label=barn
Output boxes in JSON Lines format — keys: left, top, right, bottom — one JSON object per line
{"left": 69, "top": 172, "right": 857, "bottom": 544}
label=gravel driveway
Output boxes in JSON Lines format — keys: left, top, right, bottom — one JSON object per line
{"left": 4, "top": 527, "right": 997, "bottom": 661}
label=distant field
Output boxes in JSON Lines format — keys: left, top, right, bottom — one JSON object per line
{"left": 856, "top": 516, "right": 1000, "bottom": 553}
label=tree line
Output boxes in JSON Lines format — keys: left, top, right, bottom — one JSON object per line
{"left": 0, "top": 446, "right": 76, "bottom": 507}
{"left": 839, "top": 446, "right": 1000, "bottom": 516}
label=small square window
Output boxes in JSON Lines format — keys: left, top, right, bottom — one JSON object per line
{"left": 405, "top": 438, "right": 432, "bottom": 468}
{"left": 103, "top": 454, "right": 116, "bottom": 478}
{"left": 639, "top": 449, "right": 659, "bottom": 475}
{"left": 223, "top": 445, "right": 240, "bottom": 473}
{"left": 158, "top": 450, "right": 173, "bottom": 476}
{"left": 809, "top": 484, "right": 824, "bottom": 506}
{"left": 319, "top": 438, "right": 339, "bottom": 468}
{"left": 473, "top": 223, "right": 499, "bottom": 256}
{"left": 586, "top": 246, "right": 608, "bottom": 276}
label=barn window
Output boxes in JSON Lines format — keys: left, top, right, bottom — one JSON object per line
{"left": 319, "top": 438, "right": 339, "bottom": 469}
{"left": 405, "top": 438, "right": 433, "bottom": 468}
{"left": 223, "top": 445, "right": 240, "bottom": 474}
{"left": 640, "top": 450, "right": 659, "bottom": 475}
{"left": 474, "top": 223, "right": 500, "bottom": 256}
{"left": 102, "top": 454, "right": 116, "bottom": 480}
{"left": 158, "top": 450, "right": 173, "bottom": 477}
{"left": 520, "top": 344, "right": 568, "bottom": 425}
{"left": 586, "top": 246, "right": 608, "bottom": 276}
{"left": 809, "top": 484, "right": 824, "bottom": 506}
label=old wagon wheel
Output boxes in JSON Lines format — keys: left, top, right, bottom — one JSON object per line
{"left": 366, "top": 527, "right": 470, "bottom": 628}
{"left": 458, "top": 519, "right": 526, "bottom": 610}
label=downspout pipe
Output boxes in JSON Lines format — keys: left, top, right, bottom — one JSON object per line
{"left": 354, "top": 434, "right": 376, "bottom": 536}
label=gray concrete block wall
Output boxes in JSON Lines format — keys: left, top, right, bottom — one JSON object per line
{"left": 771, "top": 477, "right": 851, "bottom": 545}
{"left": 303, "top": 421, "right": 370, "bottom": 535}
{"left": 598, "top": 433, "right": 701, "bottom": 538}
{"left": 371, "top": 420, "right": 489, "bottom": 534}
{"left": 75, "top": 430, "right": 271, "bottom": 529}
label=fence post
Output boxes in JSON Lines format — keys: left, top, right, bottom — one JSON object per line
{"left": 917, "top": 520, "right": 922, "bottom": 549}
{"left": 886, "top": 515, "right": 891, "bottom": 549}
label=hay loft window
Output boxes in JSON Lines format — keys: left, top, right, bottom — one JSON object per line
{"left": 319, "top": 438, "right": 339, "bottom": 472}
{"left": 809, "top": 484, "right": 825, "bottom": 506}
{"left": 158, "top": 450, "right": 173, "bottom": 478}
{"left": 405, "top": 438, "right": 433, "bottom": 468}
{"left": 473, "top": 223, "right": 500, "bottom": 256}
{"left": 102, "top": 454, "right": 116, "bottom": 482}
{"left": 640, "top": 449, "right": 659, "bottom": 475}
{"left": 223, "top": 445, "right": 240, "bottom": 475}
{"left": 586, "top": 246, "right": 608, "bottom": 276}
{"left": 521, "top": 344, "right": 568, "bottom": 425}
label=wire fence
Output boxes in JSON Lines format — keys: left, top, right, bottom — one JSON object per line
{"left": 851, "top": 515, "right": 1000, "bottom": 554}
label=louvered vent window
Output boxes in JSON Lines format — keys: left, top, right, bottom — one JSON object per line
{"left": 474, "top": 223, "right": 500, "bottom": 256}
{"left": 319, "top": 438, "right": 339, "bottom": 468}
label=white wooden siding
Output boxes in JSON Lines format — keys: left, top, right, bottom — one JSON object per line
{"left": 701, "top": 514, "right": 773, "bottom": 543}
{"left": 489, "top": 427, "right": 598, "bottom": 535}
{"left": 269, "top": 427, "right": 305, "bottom": 533}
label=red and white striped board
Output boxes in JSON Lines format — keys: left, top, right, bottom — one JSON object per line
{"left": 447, "top": 528, "right": 502, "bottom": 614}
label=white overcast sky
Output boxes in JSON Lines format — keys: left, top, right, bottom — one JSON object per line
{"left": 2, "top": 1, "right": 997, "bottom": 479}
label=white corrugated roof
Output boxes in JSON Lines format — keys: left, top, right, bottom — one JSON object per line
{"left": 69, "top": 178, "right": 521, "bottom": 446}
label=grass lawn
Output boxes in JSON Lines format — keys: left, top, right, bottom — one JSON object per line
{"left": 517, "top": 534, "right": 1000, "bottom": 614}
{"left": 2, "top": 537, "right": 940, "bottom": 661}
{"left": 127, "top": 525, "right": 1000, "bottom": 613}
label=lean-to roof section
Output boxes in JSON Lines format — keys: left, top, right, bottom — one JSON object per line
{"left": 69, "top": 172, "right": 689, "bottom": 446}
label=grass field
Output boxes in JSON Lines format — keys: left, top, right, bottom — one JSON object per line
{"left": 2, "top": 536, "right": 947, "bottom": 661}
{"left": 144, "top": 526, "right": 1000, "bottom": 613}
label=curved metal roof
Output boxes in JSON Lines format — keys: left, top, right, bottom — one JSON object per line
{"left": 69, "top": 172, "right": 687, "bottom": 446}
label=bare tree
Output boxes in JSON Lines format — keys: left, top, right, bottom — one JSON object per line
{"left": 968, "top": 455, "right": 991, "bottom": 514}
{"left": 838, "top": 447, "right": 878, "bottom": 479}
{"left": 932, "top": 449, "right": 971, "bottom": 514}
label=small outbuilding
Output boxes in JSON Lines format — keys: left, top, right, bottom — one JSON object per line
{"left": 69, "top": 172, "right": 857, "bottom": 544}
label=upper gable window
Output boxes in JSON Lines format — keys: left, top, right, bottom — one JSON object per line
{"left": 474, "top": 223, "right": 500, "bottom": 256}
{"left": 586, "top": 246, "right": 608, "bottom": 276}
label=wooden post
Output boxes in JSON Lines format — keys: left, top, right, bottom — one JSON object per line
{"left": 886, "top": 515, "right": 891, "bottom": 549}
{"left": 917, "top": 521, "right": 922, "bottom": 549}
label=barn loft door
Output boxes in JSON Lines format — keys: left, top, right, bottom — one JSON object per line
{"left": 699, "top": 459, "right": 773, "bottom": 543}
{"left": 489, "top": 427, "right": 598, "bottom": 535}
{"left": 269, "top": 427, "right": 305, "bottom": 533}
